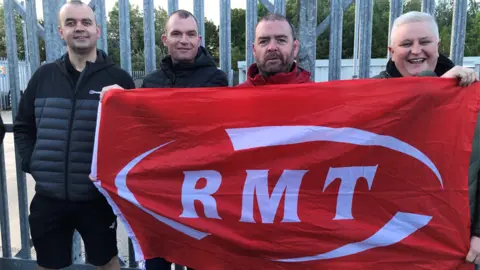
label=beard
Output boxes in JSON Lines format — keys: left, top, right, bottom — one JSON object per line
{"left": 257, "top": 50, "right": 295, "bottom": 77}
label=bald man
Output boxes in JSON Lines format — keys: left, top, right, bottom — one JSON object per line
{"left": 13, "top": 1, "right": 134, "bottom": 269}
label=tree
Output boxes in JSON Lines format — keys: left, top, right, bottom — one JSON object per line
{"left": 205, "top": 19, "right": 220, "bottom": 64}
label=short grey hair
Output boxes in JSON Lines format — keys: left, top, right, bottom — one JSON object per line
{"left": 390, "top": 11, "right": 439, "bottom": 45}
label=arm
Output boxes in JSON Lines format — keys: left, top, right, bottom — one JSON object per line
{"left": 13, "top": 70, "right": 40, "bottom": 173}
{"left": 204, "top": 70, "right": 229, "bottom": 87}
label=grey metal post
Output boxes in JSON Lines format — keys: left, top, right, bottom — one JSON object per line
{"left": 95, "top": 0, "right": 108, "bottom": 53}
{"left": 21, "top": 1, "right": 29, "bottom": 63}
{"left": 259, "top": 0, "right": 274, "bottom": 12}
{"left": 450, "top": 0, "right": 468, "bottom": 65}
{"left": 220, "top": 0, "right": 232, "bottom": 83}
{"left": 0, "top": 146, "right": 12, "bottom": 258}
{"left": 43, "top": 0, "right": 66, "bottom": 62}
{"left": 246, "top": 0, "right": 257, "bottom": 68}
{"left": 144, "top": 0, "right": 156, "bottom": 73}
{"left": 297, "top": 0, "right": 318, "bottom": 81}
{"left": 119, "top": 0, "right": 132, "bottom": 74}
{"left": 5, "top": 0, "right": 31, "bottom": 260}
{"left": 421, "top": 0, "right": 435, "bottom": 15}
{"left": 194, "top": 0, "right": 205, "bottom": 47}
{"left": 168, "top": 0, "right": 179, "bottom": 15}
{"left": 358, "top": 0, "right": 373, "bottom": 78}
{"left": 25, "top": 0, "right": 40, "bottom": 72}
{"left": 274, "top": 0, "right": 286, "bottom": 16}
{"left": 329, "top": 0, "right": 343, "bottom": 81}
{"left": 387, "top": 0, "right": 403, "bottom": 59}
{"left": 352, "top": 0, "right": 360, "bottom": 78}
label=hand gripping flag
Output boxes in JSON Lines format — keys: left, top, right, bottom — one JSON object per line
{"left": 91, "top": 78, "right": 480, "bottom": 270}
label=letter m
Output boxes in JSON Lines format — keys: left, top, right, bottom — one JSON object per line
{"left": 240, "top": 170, "right": 307, "bottom": 223}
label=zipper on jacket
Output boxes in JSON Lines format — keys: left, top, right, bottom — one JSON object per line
{"left": 64, "top": 66, "right": 88, "bottom": 201}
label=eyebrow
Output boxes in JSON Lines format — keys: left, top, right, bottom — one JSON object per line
{"left": 258, "top": 35, "right": 289, "bottom": 39}
{"left": 65, "top": 18, "right": 93, "bottom": 22}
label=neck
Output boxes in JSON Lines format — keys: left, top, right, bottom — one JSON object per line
{"left": 68, "top": 48, "right": 97, "bottom": 71}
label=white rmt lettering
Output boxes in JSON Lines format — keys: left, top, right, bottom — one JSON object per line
{"left": 323, "top": 165, "right": 378, "bottom": 220}
{"left": 240, "top": 170, "right": 307, "bottom": 223}
{"left": 180, "top": 170, "right": 222, "bottom": 219}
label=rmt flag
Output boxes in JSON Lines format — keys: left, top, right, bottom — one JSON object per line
{"left": 91, "top": 78, "right": 480, "bottom": 270}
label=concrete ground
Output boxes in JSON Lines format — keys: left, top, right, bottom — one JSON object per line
{"left": 0, "top": 110, "right": 133, "bottom": 266}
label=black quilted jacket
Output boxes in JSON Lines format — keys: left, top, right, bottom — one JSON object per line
{"left": 13, "top": 50, "right": 135, "bottom": 201}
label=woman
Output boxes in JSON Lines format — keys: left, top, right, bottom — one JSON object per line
{"left": 373, "top": 11, "right": 478, "bottom": 87}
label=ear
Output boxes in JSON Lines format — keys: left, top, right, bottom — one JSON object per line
{"left": 58, "top": 25, "right": 64, "bottom": 40}
{"left": 198, "top": 35, "right": 203, "bottom": 47}
{"left": 436, "top": 39, "right": 440, "bottom": 57}
{"left": 292, "top": 39, "right": 300, "bottom": 59}
{"left": 161, "top": 34, "right": 167, "bottom": 46}
{"left": 96, "top": 24, "right": 101, "bottom": 38}
{"left": 252, "top": 42, "right": 256, "bottom": 54}
{"left": 388, "top": 46, "right": 394, "bottom": 59}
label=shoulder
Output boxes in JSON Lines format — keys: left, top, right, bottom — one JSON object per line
{"left": 371, "top": 70, "right": 390, "bottom": 79}
{"left": 142, "top": 69, "right": 168, "bottom": 88}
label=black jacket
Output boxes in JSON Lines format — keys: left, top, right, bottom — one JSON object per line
{"left": 141, "top": 46, "right": 228, "bottom": 88}
{"left": 372, "top": 54, "right": 455, "bottom": 78}
{"left": 0, "top": 115, "right": 5, "bottom": 143}
{"left": 13, "top": 50, "right": 135, "bottom": 202}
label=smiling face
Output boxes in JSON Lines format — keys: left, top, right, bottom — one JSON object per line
{"left": 388, "top": 21, "right": 440, "bottom": 77}
{"left": 58, "top": 3, "right": 99, "bottom": 55}
{"left": 162, "top": 14, "right": 202, "bottom": 64}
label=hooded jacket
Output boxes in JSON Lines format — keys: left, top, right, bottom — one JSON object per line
{"left": 141, "top": 46, "right": 228, "bottom": 88}
{"left": 237, "top": 62, "right": 312, "bottom": 87}
{"left": 13, "top": 50, "right": 135, "bottom": 202}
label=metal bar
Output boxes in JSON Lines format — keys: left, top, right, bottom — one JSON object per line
{"left": 352, "top": 0, "right": 360, "bottom": 78}
{"left": 119, "top": 0, "right": 132, "bottom": 74}
{"left": 194, "top": 0, "right": 205, "bottom": 47}
{"left": 43, "top": 0, "right": 66, "bottom": 62}
{"left": 144, "top": 0, "right": 156, "bottom": 73}
{"left": 329, "top": 0, "right": 343, "bottom": 81}
{"left": 0, "top": 145, "right": 12, "bottom": 258}
{"left": 72, "top": 231, "right": 82, "bottom": 264}
{"left": 95, "top": 0, "right": 108, "bottom": 53}
{"left": 25, "top": 0, "right": 40, "bottom": 73}
{"left": 168, "top": 0, "right": 179, "bottom": 15}
{"left": 128, "top": 239, "right": 137, "bottom": 268}
{"left": 12, "top": 0, "right": 45, "bottom": 39}
{"left": 21, "top": 1, "right": 29, "bottom": 63}
{"left": 387, "top": 0, "right": 403, "bottom": 58}
{"left": 5, "top": 0, "right": 31, "bottom": 260}
{"left": 246, "top": 0, "right": 257, "bottom": 68}
{"left": 316, "top": 0, "right": 354, "bottom": 37}
{"left": 258, "top": 0, "right": 274, "bottom": 12}
{"left": 274, "top": 0, "right": 286, "bottom": 16}
{"left": 358, "top": 0, "right": 373, "bottom": 78}
{"left": 297, "top": 0, "right": 318, "bottom": 81}
{"left": 421, "top": 0, "right": 435, "bottom": 15}
{"left": 219, "top": 0, "right": 232, "bottom": 82}
{"left": 450, "top": 0, "right": 468, "bottom": 65}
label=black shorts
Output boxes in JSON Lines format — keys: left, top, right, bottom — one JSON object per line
{"left": 29, "top": 193, "right": 118, "bottom": 269}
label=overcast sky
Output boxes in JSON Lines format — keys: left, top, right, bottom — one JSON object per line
{"left": 1, "top": 0, "right": 276, "bottom": 26}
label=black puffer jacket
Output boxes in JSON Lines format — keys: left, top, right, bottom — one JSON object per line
{"left": 13, "top": 50, "right": 135, "bottom": 201}
{"left": 141, "top": 46, "right": 228, "bottom": 88}
{"left": 372, "top": 53, "right": 455, "bottom": 78}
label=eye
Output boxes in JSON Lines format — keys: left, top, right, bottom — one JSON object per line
{"left": 420, "top": 40, "right": 431, "bottom": 45}
{"left": 277, "top": 39, "right": 287, "bottom": 44}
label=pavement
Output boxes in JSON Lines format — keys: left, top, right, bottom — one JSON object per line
{"left": 0, "top": 110, "right": 133, "bottom": 266}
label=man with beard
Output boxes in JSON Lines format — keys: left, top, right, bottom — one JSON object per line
{"left": 13, "top": 1, "right": 135, "bottom": 269}
{"left": 237, "top": 13, "right": 312, "bottom": 86}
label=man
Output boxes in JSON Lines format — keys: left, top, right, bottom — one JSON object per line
{"left": 98, "top": 9, "right": 227, "bottom": 270}
{"left": 237, "top": 13, "right": 312, "bottom": 87}
{"left": 141, "top": 9, "right": 228, "bottom": 88}
{"left": 13, "top": 1, "right": 135, "bottom": 270}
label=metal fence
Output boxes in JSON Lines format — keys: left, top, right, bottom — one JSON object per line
{"left": 0, "top": 0, "right": 475, "bottom": 269}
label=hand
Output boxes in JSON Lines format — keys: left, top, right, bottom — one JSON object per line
{"left": 466, "top": 236, "right": 480, "bottom": 264}
{"left": 89, "top": 174, "right": 97, "bottom": 182}
{"left": 100, "top": 84, "right": 124, "bottom": 101}
{"left": 441, "top": 66, "right": 479, "bottom": 87}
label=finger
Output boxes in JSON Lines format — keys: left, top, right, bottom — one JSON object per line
{"left": 466, "top": 249, "right": 476, "bottom": 263}
{"left": 89, "top": 175, "right": 97, "bottom": 182}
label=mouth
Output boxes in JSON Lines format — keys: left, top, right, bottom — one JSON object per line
{"left": 407, "top": 58, "right": 426, "bottom": 64}
{"left": 74, "top": 36, "right": 89, "bottom": 40}
{"left": 177, "top": 48, "right": 191, "bottom": 51}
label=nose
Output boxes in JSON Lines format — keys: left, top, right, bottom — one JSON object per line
{"left": 411, "top": 42, "right": 422, "bottom": 54}
{"left": 180, "top": 33, "right": 189, "bottom": 44}
{"left": 266, "top": 40, "right": 278, "bottom": 52}
{"left": 74, "top": 22, "right": 86, "bottom": 32}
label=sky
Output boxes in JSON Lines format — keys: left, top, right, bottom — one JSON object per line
{"left": 1, "top": 0, "right": 276, "bottom": 26}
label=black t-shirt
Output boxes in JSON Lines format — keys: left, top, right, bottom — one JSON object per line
{"left": 65, "top": 56, "right": 82, "bottom": 86}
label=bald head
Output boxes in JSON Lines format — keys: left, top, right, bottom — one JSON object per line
{"left": 58, "top": 0, "right": 96, "bottom": 26}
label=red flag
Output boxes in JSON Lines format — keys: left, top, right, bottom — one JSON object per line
{"left": 92, "top": 78, "right": 480, "bottom": 270}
